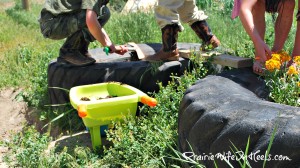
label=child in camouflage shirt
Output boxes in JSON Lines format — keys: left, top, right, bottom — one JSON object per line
{"left": 39, "top": 0, "right": 128, "bottom": 66}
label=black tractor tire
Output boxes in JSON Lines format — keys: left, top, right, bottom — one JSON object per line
{"left": 178, "top": 68, "right": 300, "bottom": 167}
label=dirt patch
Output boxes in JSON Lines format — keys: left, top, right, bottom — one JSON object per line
{"left": 0, "top": 88, "right": 29, "bottom": 140}
{"left": 0, "top": 0, "right": 44, "bottom": 12}
{"left": 0, "top": 88, "right": 30, "bottom": 167}
{"left": 0, "top": 1, "right": 14, "bottom": 12}
{"left": 0, "top": 1, "right": 93, "bottom": 166}
{"left": 0, "top": 88, "right": 108, "bottom": 167}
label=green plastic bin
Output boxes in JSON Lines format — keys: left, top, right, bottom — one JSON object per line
{"left": 70, "top": 82, "right": 157, "bottom": 149}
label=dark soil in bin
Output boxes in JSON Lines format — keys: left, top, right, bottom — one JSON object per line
{"left": 80, "top": 95, "right": 117, "bottom": 101}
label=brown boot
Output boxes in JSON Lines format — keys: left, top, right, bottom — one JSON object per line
{"left": 80, "top": 40, "right": 92, "bottom": 58}
{"left": 57, "top": 30, "right": 95, "bottom": 66}
{"left": 58, "top": 49, "right": 96, "bottom": 66}
{"left": 144, "top": 24, "right": 180, "bottom": 61}
{"left": 191, "top": 20, "right": 220, "bottom": 50}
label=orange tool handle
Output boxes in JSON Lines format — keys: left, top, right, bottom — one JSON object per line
{"left": 141, "top": 95, "right": 157, "bottom": 107}
{"left": 77, "top": 104, "right": 87, "bottom": 118}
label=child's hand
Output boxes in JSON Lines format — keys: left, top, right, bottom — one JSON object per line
{"left": 115, "top": 45, "right": 128, "bottom": 55}
{"left": 104, "top": 45, "right": 128, "bottom": 55}
{"left": 254, "top": 40, "right": 272, "bottom": 63}
{"left": 107, "top": 44, "right": 116, "bottom": 53}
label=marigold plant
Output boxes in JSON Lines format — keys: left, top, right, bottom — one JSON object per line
{"left": 264, "top": 51, "right": 300, "bottom": 107}
{"left": 265, "top": 59, "right": 281, "bottom": 72}
{"left": 287, "top": 65, "right": 298, "bottom": 76}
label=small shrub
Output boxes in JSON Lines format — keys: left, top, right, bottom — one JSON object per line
{"left": 5, "top": 0, "right": 40, "bottom": 27}
{"left": 98, "top": 54, "right": 209, "bottom": 167}
{"left": 264, "top": 51, "right": 300, "bottom": 106}
{"left": 108, "top": 0, "right": 127, "bottom": 12}
{"left": 3, "top": 126, "right": 50, "bottom": 167}
{"left": 2, "top": 126, "right": 101, "bottom": 167}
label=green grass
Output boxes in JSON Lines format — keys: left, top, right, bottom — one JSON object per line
{"left": 0, "top": 0, "right": 299, "bottom": 167}
{"left": 2, "top": 56, "right": 209, "bottom": 167}
{"left": 0, "top": 0, "right": 256, "bottom": 107}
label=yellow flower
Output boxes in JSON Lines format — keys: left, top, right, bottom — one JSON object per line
{"left": 271, "top": 54, "right": 281, "bottom": 61}
{"left": 280, "top": 54, "right": 291, "bottom": 63}
{"left": 294, "top": 56, "right": 300, "bottom": 64}
{"left": 271, "top": 51, "right": 291, "bottom": 63}
{"left": 298, "top": 82, "right": 300, "bottom": 87}
{"left": 265, "top": 59, "right": 281, "bottom": 71}
{"left": 287, "top": 65, "right": 298, "bottom": 75}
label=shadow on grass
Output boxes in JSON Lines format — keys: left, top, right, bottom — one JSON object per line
{"left": 48, "top": 131, "right": 113, "bottom": 154}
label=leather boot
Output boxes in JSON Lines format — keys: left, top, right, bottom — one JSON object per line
{"left": 80, "top": 40, "right": 92, "bottom": 58}
{"left": 58, "top": 30, "right": 95, "bottom": 66}
{"left": 191, "top": 20, "right": 220, "bottom": 50}
{"left": 144, "top": 24, "right": 180, "bottom": 61}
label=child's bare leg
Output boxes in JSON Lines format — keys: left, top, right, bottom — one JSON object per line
{"left": 252, "top": 0, "right": 266, "bottom": 40}
{"left": 288, "top": 5, "right": 300, "bottom": 67}
{"left": 252, "top": 1, "right": 267, "bottom": 75}
{"left": 292, "top": 8, "right": 300, "bottom": 57}
{"left": 272, "top": 0, "right": 295, "bottom": 52}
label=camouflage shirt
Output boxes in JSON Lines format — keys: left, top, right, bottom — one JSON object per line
{"left": 42, "top": 0, "right": 106, "bottom": 16}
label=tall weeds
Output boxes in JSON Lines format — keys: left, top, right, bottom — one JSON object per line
{"left": 0, "top": 0, "right": 298, "bottom": 167}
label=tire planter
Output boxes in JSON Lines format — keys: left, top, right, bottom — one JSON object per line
{"left": 178, "top": 68, "right": 300, "bottom": 167}
{"left": 48, "top": 59, "right": 190, "bottom": 105}
{"left": 48, "top": 43, "right": 200, "bottom": 105}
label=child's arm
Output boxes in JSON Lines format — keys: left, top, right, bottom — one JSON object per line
{"left": 239, "top": 0, "right": 271, "bottom": 62}
{"left": 85, "top": 9, "right": 127, "bottom": 55}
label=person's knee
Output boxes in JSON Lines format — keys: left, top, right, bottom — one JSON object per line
{"left": 179, "top": 13, "right": 193, "bottom": 24}
{"left": 39, "top": 11, "right": 56, "bottom": 39}
{"left": 286, "top": 0, "right": 295, "bottom": 10}
{"left": 98, "top": 5, "right": 111, "bottom": 26}
{"left": 275, "top": 0, "right": 295, "bottom": 19}
{"left": 280, "top": 0, "right": 295, "bottom": 12}
{"left": 39, "top": 11, "right": 80, "bottom": 40}
{"left": 179, "top": 10, "right": 208, "bottom": 25}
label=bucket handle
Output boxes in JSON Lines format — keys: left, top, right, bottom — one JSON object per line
{"left": 140, "top": 95, "right": 157, "bottom": 107}
{"left": 77, "top": 104, "right": 88, "bottom": 118}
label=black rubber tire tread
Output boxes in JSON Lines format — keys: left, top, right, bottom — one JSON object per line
{"left": 48, "top": 58, "right": 190, "bottom": 105}
{"left": 178, "top": 68, "right": 300, "bottom": 168}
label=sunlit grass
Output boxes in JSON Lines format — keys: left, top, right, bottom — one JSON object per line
{"left": 0, "top": 0, "right": 299, "bottom": 167}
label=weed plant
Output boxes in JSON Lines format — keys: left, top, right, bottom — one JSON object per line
{"left": 5, "top": 1, "right": 40, "bottom": 27}
{"left": 167, "top": 122, "right": 279, "bottom": 168}
{"left": 264, "top": 51, "right": 300, "bottom": 106}
{"left": 98, "top": 57, "right": 209, "bottom": 167}
{"left": 2, "top": 55, "right": 210, "bottom": 167}
{"left": 2, "top": 126, "right": 101, "bottom": 167}
{"left": 108, "top": 0, "right": 127, "bottom": 12}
